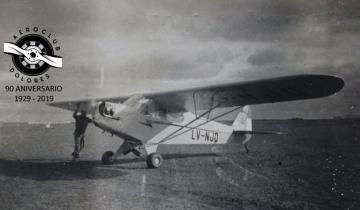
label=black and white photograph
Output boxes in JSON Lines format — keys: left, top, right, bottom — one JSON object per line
{"left": 0, "top": 0, "right": 359, "bottom": 209}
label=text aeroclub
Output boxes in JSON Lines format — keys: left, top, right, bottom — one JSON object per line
{"left": 8, "top": 26, "right": 61, "bottom": 83}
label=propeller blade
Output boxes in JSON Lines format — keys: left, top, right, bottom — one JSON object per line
{"left": 37, "top": 54, "right": 62, "bottom": 68}
{"left": 4, "top": 42, "right": 28, "bottom": 56}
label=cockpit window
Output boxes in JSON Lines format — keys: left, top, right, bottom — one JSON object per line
{"left": 99, "top": 102, "right": 114, "bottom": 117}
{"left": 167, "top": 113, "right": 185, "bottom": 123}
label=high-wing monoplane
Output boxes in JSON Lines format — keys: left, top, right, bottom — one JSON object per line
{"left": 49, "top": 74, "right": 344, "bottom": 168}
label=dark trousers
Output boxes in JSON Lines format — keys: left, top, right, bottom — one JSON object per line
{"left": 74, "top": 133, "right": 85, "bottom": 154}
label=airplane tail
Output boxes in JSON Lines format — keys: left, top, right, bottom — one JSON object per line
{"left": 232, "top": 105, "right": 252, "bottom": 132}
{"left": 232, "top": 106, "right": 282, "bottom": 146}
{"left": 232, "top": 106, "right": 252, "bottom": 145}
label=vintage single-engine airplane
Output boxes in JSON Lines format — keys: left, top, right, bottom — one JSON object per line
{"left": 49, "top": 74, "right": 344, "bottom": 168}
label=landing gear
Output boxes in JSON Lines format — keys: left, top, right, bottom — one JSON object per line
{"left": 146, "top": 153, "right": 163, "bottom": 168}
{"left": 101, "top": 142, "right": 132, "bottom": 165}
{"left": 100, "top": 144, "right": 163, "bottom": 168}
{"left": 101, "top": 151, "right": 115, "bottom": 164}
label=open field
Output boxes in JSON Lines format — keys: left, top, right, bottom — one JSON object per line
{"left": 0, "top": 119, "right": 359, "bottom": 209}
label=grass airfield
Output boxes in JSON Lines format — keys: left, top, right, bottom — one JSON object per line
{"left": 0, "top": 119, "right": 359, "bottom": 209}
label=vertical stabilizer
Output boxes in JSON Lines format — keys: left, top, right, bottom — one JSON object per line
{"left": 232, "top": 106, "right": 252, "bottom": 148}
{"left": 232, "top": 105, "right": 252, "bottom": 132}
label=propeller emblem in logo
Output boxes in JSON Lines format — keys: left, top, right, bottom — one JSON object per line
{"left": 4, "top": 34, "right": 62, "bottom": 76}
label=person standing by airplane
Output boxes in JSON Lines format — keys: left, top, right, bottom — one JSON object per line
{"left": 72, "top": 110, "right": 92, "bottom": 159}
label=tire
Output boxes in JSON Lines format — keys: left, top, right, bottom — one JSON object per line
{"left": 146, "top": 153, "right": 163, "bottom": 168}
{"left": 101, "top": 151, "right": 114, "bottom": 164}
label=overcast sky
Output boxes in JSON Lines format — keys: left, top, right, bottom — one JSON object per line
{"left": 0, "top": 0, "right": 359, "bottom": 122}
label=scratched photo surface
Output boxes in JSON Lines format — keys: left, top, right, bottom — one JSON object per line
{"left": 0, "top": 0, "right": 359, "bottom": 209}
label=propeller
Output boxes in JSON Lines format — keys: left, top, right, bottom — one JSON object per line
{"left": 3, "top": 42, "right": 62, "bottom": 68}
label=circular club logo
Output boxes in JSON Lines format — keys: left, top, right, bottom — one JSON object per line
{"left": 3, "top": 27, "right": 62, "bottom": 83}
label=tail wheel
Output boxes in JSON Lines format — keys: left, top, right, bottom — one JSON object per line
{"left": 101, "top": 151, "right": 114, "bottom": 164}
{"left": 146, "top": 153, "right": 163, "bottom": 168}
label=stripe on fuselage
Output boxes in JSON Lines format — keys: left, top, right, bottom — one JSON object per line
{"left": 146, "top": 112, "right": 233, "bottom": 145}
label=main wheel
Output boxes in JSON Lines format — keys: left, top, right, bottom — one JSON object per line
{"left": 101, "top": 151, "right": 114, "bottom": 164}
{"left": 146, "top": 153, "right": 163, "bottom": 168}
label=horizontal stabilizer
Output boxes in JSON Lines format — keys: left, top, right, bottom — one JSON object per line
{"left": 233, "top": 130, "right": 283, "bottom": 135}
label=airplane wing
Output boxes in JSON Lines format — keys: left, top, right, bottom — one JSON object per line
{"left": 48, "top": 74, "right": 344, "bottom": 113}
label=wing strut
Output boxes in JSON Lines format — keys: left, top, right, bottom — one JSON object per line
{"left": 152, "top": 105, "right": 243, "bottom": 145}
{"left": 193, "top": 92, "right": 197, "bottom": 117}
{"left": 156, "top": 91, "right": 221, "bottom": 144}
{"left": 206, "top": 94, "right": 216, "bottom": 120}
{"left": 156, "top": 105, "right": 220, "bottom": 145}
{"left": 193, "top": 91, "right": 217, "bottom": 120}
